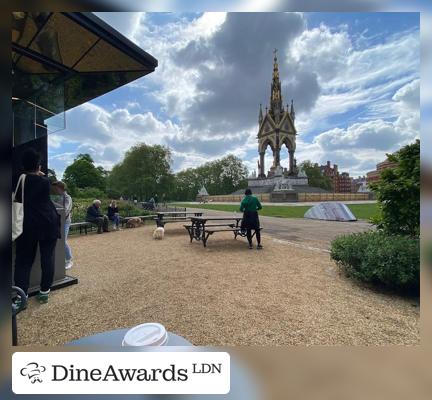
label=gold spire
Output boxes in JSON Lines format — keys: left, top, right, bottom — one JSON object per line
{"left": 270, "top": 48, "right": 283, "bottom": 120}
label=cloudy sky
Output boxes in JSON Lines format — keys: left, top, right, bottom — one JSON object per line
{"left": 48, "top": 12, "right": 420, "bottom": 178}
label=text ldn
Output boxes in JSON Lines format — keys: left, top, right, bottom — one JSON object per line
{"left": 192, "top": 363, "right": 222, "bottom": 374}
{"left": 52, "top": 365, "right": 188, "bottom": 382}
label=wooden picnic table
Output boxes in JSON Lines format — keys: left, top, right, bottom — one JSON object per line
{"left": 186, "top": 215, "right": 251, "bottom": 247}
{"left": 155, "top": 211, "right": 203, "bottom": 227}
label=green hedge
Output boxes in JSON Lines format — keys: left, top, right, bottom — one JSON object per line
{"left": 330, "top": 231, "right": 419, "bottom": 294}
{"left": 70, "top": 198, "right": 148, "bottom": 223}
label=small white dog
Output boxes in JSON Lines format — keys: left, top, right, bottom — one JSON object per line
{"left": 153, "top": 226, "right": 165, "bottom": 240}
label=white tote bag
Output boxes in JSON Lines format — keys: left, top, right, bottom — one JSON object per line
{"left": 12, "top": 174, "right": 26, "bottom": 241}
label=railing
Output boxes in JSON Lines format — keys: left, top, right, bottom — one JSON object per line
{"left": 296, "top": 193, "right": 370, "bottom": 202}
{"left": 206, "top": 192, "right": 371, "bottom": 203}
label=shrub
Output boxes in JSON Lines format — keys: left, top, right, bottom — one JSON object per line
{"left": 74, "top": 187, "right": 106, "bottom": 199}
{"left": 331, "top": 231, "right": 419, "bottom": 294}
{"left": 70, "top": 198, "right": 148, "bottom": 223}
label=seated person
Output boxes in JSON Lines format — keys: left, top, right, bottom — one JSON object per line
{"left": 107, "top": 200, "right": 122, "bottom": 230}
{"left": 86, "top": 199, "right": 109, "bottom": 234}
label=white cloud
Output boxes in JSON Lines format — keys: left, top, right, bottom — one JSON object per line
{"left": 94, "top": 12, "right": 144, "bottom": 44}
{"left": 49, "top": 13, "right": 420, "bottom": 179}
{"left": 49, "top": 103, "right": 182, "bottom": 171}
{"left": 392, "top": 78, "right": 420, "bottom": 109}
{"left": 297, "top": 80, "right": 420, "bottom": 176}
{"left": 290, "top": 24, "right": 352, "bottom": 82}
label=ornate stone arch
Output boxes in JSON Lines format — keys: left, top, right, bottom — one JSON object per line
{"left": 280, "top": 135, "right": 296, "bottom": 174}
{"left": 259, "top": 137, "right": 276, "bottom": 154}
{"left": 280, "top": 135, "right": 295, "bottom": 152}
{"left": 258, "top": 137, "right": 277, "bottom": 177}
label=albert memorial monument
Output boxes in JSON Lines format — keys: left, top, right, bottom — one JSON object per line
{"left": 239, "top": 50, "right": 327, "bottom": 200}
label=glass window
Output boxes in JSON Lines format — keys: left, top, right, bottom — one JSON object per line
{"left": 12, "top": 12, "right": 51, "bottom": 48}
{"left": 74, "top": 39, "right": 145, "bottom": 72}
{"left": 14, "top": 52, "right": 60, "bottom": 74}
{"left": 29, "top": 13, "right": 99, "bottom": 67}
{"left": 64, "top": 71, "right": 144, "bottom": 109}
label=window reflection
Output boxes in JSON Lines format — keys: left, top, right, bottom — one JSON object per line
{"left": 65, "top": 71, "right": 144, "bottom": 109}
{"left": 12, "top": 12, "right": 51, "bottom": 48}
{"left": 74, "top": 39, "right": 145, "bottom": 72}
{"left": 29, "top": 13, "right": 99, "bottom": 67}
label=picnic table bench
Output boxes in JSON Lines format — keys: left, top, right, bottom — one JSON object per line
{"left": 154, "top": 211, "right": 203, "bottom": 227}
{"left": 185, "top": 216, "right": 262, "bottom": 247}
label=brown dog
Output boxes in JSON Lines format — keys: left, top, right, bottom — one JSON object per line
{"left": 126, "top": 217, "right": 142, "bottom": 228}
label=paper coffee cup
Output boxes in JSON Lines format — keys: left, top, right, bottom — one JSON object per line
{"left": 122, "top": 323, "right": 168, "bottom": 346}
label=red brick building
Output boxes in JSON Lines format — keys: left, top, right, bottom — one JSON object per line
{"left": 320, "top": 161, "right": 355, "bottom": 193}
{"left": 366, "top": 159, "right": 398, "bottom": 184}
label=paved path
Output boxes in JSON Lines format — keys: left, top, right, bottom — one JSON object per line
{"left": 184, "top": 206, "right": 372, "bottom": 250}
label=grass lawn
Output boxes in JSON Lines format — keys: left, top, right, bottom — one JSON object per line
{"left": 173, "top": 202, "right": 379, "bottom": 221}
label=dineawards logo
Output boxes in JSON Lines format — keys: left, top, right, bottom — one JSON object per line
{"left": 20, "top": 362, "right": 47, "bottom": 383}
{"left": 12, "top": 352, "right": 230, "bottom": 395}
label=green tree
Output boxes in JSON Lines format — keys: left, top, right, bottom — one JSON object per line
{"left": 63, "top": 153, "right": 106, "bottom": 191}
{"left": 47, "top": 168, "right": 57, "bottom": 183}
{"left": 107, "top": 143, "right": 173, "bottom": 201}
{"left": 369, "top": 140, "right": 420, "bottom": 237}
{"left": 299, "top": 160, "right": 332, "bottom": 191}
{"left": 172, "top": 155, "right": 248, "bottom": 201}
{"left": 173, "top": 168, "right": 202, "bottom": 201}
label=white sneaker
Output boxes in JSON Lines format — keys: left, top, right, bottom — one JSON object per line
{"left": 65, "top": 260, "right": 73, "bottom": 270}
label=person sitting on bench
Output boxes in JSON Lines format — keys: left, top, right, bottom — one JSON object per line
{"left": 86, "top": 200, "right": 109, "bottom": 234}
{"left": 107, "top": 200, "right": 122, "bottom": 230}
{"left": 240, "top": 188, "right": 263, "bottom": 250}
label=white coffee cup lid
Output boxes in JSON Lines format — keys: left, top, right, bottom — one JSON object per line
{"left": 122, "top": 323, "right": 168, "bottom": 346}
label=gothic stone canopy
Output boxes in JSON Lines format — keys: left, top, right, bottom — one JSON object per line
{"left": 257, "top": 49, "right": 297, "bottom": 178}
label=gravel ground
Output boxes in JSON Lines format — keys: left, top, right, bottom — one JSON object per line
{"left": 17, "top": 224, "right": 419, "bottom": 346}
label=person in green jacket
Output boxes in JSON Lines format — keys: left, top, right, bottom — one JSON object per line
{"left": 240, "top": 188, "right": 263, "bottom": 249}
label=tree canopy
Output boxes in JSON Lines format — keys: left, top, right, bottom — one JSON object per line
{"left": 63, "top": 153, "right": 107, "bottom": 193}
{"left": 106, "top": 143, "right": 174, "bottom": 201}
{"left": 299, "top": 160, "right": 332, "bottom": 191}
{"left": 47, "top": 168, "right": 57, "bottom": 183}
{"left": 369, "top": 140, "right": 420, "bottom": 237}
{"left": 173, "top": 155, "right": 248, "bottom": 200}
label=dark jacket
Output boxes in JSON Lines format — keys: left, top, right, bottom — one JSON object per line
{"left": 16, "top": 174, "right": 60, "bottom": 240}
{"left": 86, "top": 204, "right": 103, "bottom": 221}
{"left": 107, "top": 206, "right": 118, "bottom": 219}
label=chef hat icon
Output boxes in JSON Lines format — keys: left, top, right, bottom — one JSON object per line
{"left": 20, "top": 362, "right": 46, "bottom": 383}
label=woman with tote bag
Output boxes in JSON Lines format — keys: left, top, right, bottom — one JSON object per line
{"left": 13, "top": 149, "right": 60, "bottom": 305}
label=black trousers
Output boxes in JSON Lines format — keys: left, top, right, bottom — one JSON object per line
{"left": 87, "top": 216, "right": 109, "bottom": 233}
{"left": 14, "top": 235, "right": 57, "bottom": 295}
{"left": 246, "top": 229, "right": 261, "bottom": 245}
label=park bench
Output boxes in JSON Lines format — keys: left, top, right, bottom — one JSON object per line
{"left": 154, "top": 216, "right": 190, "bottom": 226}
{"left": 202, "top": 227, "right": 263, "bottom": 247}
{"left": 183, "top": 223, "right": 235, "bottom": 235}
{"left": 70, "top": 221, "right": 93, "bottom": 235}
{"left": 154, "top": 211, "right": 203, "bottom": 227}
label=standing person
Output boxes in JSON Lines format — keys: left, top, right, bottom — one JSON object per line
{"left": 240, "top": 188, "right": 263, "bottom": 250}
{"left": 148, "top": 196, "right": 155, "bottom": 210}
{"left": 154, "top": 193, "right": 159, "bottom": 207}
{"left": 86, "top": 200, "right": 109, "bottom": 233}
{"left": 14, "top": 148, "right": 60, "bottom": 304}
{"left": 107, "top": 200, "right": 121, "bottom": 230}
{"left": 52, "top": 181, "right": 74, "bottom": 269}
